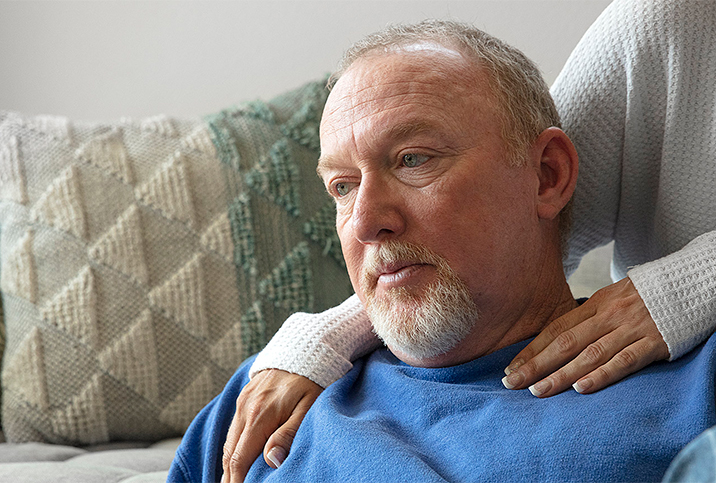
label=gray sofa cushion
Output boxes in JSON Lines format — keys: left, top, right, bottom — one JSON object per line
{"left": 0, "top": 438, "right": 179, "bottom": 482}
{"left": 0, "top": 463, "right": 139, "bottom": 483}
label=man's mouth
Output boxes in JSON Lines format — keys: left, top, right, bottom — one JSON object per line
{"left": 374, "top": 262, "right": 430, "bottom": 288}
{"left": 361, "top": 241, "right": 444, "bottom": 296}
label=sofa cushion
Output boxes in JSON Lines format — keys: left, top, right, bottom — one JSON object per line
{"left": 0, "top": 442, "right": 85, "bottom": 463}
{"left": 0, "top": 462, "right": 139, "bottom": 483}
{"left": 0, "top": 438, "right": 178, "bottom": 483}
{"left": 0, "top": 79, "right": 353, "bottom": 444}
{"left": 66, "top": 447, "right": 176, "bottom": 472}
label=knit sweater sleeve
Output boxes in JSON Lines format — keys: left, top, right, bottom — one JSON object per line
{"left": 553, "top": 0, "right": 716, "bottom": 360}
{"left": 249, "top": 294, "right": 380, "bottom": 387}
{"left": 629, "top": 233, "right": 716, "bottom": 360}
{"left": 624, "top": 1, "right": 716, "bottom": 360}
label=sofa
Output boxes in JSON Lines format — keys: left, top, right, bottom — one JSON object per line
{"left": 0, "top": 79, "right": 357, "bottom": 482}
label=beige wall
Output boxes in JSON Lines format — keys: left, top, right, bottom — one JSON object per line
{"left": 0, "top": 0, "right": 610, "bottom": 120}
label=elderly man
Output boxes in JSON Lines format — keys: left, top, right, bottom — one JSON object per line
{"left": 169, "top": 21, "right": 716, "bottom": 483}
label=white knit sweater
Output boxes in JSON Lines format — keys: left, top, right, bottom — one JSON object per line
{"left": 251, "top": 0, "right": 716, "bottom": 387}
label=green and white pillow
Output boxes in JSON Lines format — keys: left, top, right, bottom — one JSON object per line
{"left": 0, "top": 80, "right": 352, "bottom": 444}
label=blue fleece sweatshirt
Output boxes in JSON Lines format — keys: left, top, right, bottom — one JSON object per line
{"left": 169, "top": 334, "right": 716, "bottom": 482}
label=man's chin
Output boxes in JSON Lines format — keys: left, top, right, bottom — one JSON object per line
{"left": 367, "top": 297, "right": 476, "bottom": 363}
{"left": 371, "top": 289, "right": 422, "bottom": 311}
{"left": 385, "top": 343, "right": 456, "bottom": 368}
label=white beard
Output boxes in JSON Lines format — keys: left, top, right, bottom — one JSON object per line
{"left": 361, "top": 241, "right": 479, "bottom": 360}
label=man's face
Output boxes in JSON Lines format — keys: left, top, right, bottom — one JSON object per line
{"left": 318, "top": 46, "right": 544, "bottom": 366}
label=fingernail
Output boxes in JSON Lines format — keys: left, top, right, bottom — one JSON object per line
{"left": 504, "top": 359, "right": 524, "bottom": 376}
{"left": 573, "top": 378, "right": 593, "bottom": 394}
{"left": 501, "top": 371, "right": 524, "bottom": 389}
{"left": 529, "top": 379, "right": 552, "bottom": 397}
{"left": 220, "top": 474, "right": 225, "bottom": 483}
{"left": 267, "top": 447, "right": 287, "bottom": 469}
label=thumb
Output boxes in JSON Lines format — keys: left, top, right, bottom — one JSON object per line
{"left": 263, "top": 400, "right": 311, "bottom": 469}
{"left": 263, "top": 424, "right": 295, "bottom": 469}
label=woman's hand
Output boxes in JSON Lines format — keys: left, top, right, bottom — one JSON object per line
{"left": 501, "top": 277, "right": 670, "bottom": 397}
{"left": 221, "top": 369, "right": 322, "bottom": 483}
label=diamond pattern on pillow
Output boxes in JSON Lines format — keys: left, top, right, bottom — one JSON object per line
{"left": 3, "top": 327, "right": 48, "bottom": 411}
{"left": 0, "top": 79, "right": 353, "bottom": 444}
{"left": 88, "top": 204, "right": 150, "bottom": 287}
{"left": 75, "top": 127, "right": 134, "bottom": 184}
{"left": 1, "top": 230, "right": 37, "bottom": 304}
{"left": 39, "top": 266, "right": 99, "bottom": 350}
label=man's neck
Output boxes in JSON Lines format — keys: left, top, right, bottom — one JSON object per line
{"left": 394, "top": 264, "right": 577, "bottom": 369}
{"left": 491, "top": 279, "right": 578, "bottom": 352}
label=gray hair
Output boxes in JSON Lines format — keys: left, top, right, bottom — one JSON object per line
{"left": 328, "top": 19, "right": 561, "bottom": 166}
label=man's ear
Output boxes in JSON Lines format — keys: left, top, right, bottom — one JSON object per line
{"left": 530, "top": 127, "right": 579, "bottom": 221}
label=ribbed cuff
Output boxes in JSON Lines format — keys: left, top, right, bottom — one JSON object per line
{"left": 249, "top": 294, "right": 380, "bottom": 388}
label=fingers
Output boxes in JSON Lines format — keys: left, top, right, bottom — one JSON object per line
{"left": 221, "top": 407, "right": 247, "bottom": 482}
{"left": 220, "top": 370, "right": 324, "bottom": 483}
{"left": 532, "top": 335, "right": 668, "bottom": 398}
{"left": 572, "top": 336, "right": 669, "bottom": 394}
{"left": 223, "top": 400, "right": 275, "bottom": 483}
{"left": 504, "top": 302, "right": 598, "bottom": 378}
{"left": 502, "top": 303, "right": 604, "bottom": 390}
{"left": 501, "top": 277, "right": 671, "bottom": 398}
{"left": 525, "top": 325, "right": 638, "bottom": 397}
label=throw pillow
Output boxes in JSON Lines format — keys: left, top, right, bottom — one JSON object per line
{"left": 0, "top": 80, "right": 353, "bottom": 444}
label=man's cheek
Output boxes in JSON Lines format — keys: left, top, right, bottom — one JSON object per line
{"left": 339, "top": 246, "right": 364, "bottom": 290}
{"left": 335, "top": 214, "right": 353, "bottom": 244}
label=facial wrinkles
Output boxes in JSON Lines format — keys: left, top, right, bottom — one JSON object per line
{"left": 323, "top": 53, "right": 475, "bottom": 141}
{"left": 361, "top": 240, "right": 440, "bottom": 296}
{"left": 320, "top": 57, "right": 506, "bottom": 233}
{"left": 324, "top": 89, "right": 456, "bottom": 142}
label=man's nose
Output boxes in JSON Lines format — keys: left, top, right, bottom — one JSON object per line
{"left": 351, "top": 176, "right": 407, "bottom": 244}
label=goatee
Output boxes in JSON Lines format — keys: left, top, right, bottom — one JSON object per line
{"left": 361, "top": 240, "right": 479, "bottom": 360}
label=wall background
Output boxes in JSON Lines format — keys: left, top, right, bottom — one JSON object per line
{"left": 0, "top": 0, "right": 615, "bottom": 296}
{"left": 1, "top": 0, "right": 610, "bottom": 119}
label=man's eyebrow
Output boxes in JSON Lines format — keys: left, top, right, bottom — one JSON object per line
{"left": 316, "top": 156, "right": 339, "bottom": 178}
{"left": 385, "top": 120, "right": 437, "bottom": 140}
{"left": 316, "top": 120, "right": 442, "bottom": 177}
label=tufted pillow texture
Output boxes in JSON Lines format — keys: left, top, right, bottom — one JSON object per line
{"left": 0, "top": 80, "right": 353, "bottom": 444}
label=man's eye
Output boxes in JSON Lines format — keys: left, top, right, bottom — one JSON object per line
{"left": 402, "top": 153, "right": 430, "bottom": 168}
{"left": 334, "top": 182, "right": 353, "bottom": 197}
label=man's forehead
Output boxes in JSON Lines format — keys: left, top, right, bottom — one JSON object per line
{"left": 336, "top": 45, "right": 475, "bottom": 91}
{"left": 321, "top": 50, "right": 491, "bottom": 131}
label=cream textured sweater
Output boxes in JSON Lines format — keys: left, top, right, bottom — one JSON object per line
{"left": 251, "top": 0, "right": 716, "bottom": 387}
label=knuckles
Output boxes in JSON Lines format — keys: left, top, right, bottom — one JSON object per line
{"left": 549, "top": 370, "right": 569, "bottom": 387}
{"left": 612, "top": 348, "right": 639, "bottom": 369}
{"left": 222, "top": 446, "right": 240, "bottom": 473}
{"left": 229, "top": 451, "right": 244, "bottom": 474}
{"left": 545, "top": 316, "right": 571, "bottom": 341}
{"left": 591, "top": 364, "right": 612, "bottom": 384}
{"left": 582, "top": 340, "right": 607, "bottom": 365}
{"left": 553, "top": 329, "right": 579, "bottom": 356}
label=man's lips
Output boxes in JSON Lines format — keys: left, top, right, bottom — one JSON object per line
{"left": 379, "top": 260, "right": 415, "bottom": 276}
{"left": 374, "top": 262, "right": 430, "bottom": 287}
